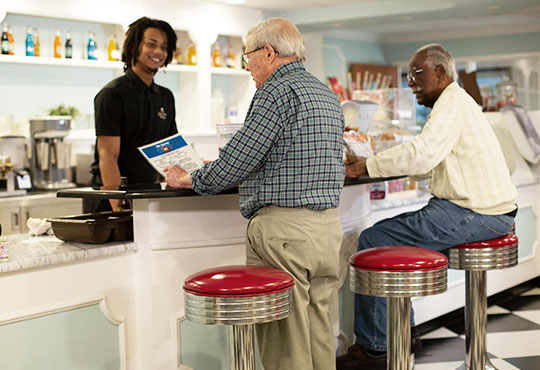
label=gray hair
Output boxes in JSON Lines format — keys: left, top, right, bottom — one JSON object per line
{"left": 415, "top": 43, "right": 457, "bottom": 81}
{"left": 245, "top": 17, "right": 306, "bottom": 62}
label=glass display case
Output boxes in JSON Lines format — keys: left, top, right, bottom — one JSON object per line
{"left": 352, "top": 87, "right": 419, "bottom": 151}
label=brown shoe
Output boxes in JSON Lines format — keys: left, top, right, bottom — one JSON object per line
{"left": 336, "top": 344, "right": 386, "bottom": 370}
{"left": 336, "top": 337, "right": 420, "bottom": 370}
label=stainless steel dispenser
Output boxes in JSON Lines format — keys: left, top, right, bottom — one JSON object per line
{"left": 30, "top": 116, "right": 75, "bottom": 189}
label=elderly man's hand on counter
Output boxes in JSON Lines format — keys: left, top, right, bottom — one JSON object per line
{"left": 345, "top": 153, "right": 368, "bottom": 178}
{"left": 164, "top": 164, "right": 193, "bottom": 189}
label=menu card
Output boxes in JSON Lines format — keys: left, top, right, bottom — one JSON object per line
{"left": 138, "top": 133, "right": 203, "bottom": 177}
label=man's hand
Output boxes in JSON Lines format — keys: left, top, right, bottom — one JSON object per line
{"left": 345, "top": 153, "right": 368, "bottom": 178}
{"left": 164, "top": 164, "right": 193, "bottom": 189}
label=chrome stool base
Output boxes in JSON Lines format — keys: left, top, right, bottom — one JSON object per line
{"left": 232, "top": 325, "right": 255, "bottom": 370}
{"left": 455, "top": 358, "right": 498, "bottom": 370}
{"left": 454, "top": 271, "right": 499, "bottom": 370}
{"left": 388, "top": 297, "right": 411, "bottom": 370}
{"left": 349, "top": 246, "right": 448, "bottom": 370}
{"left": 450, "top": 234, "right": 518, "bottom": 370}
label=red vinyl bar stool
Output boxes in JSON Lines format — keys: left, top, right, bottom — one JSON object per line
{"left": 183, "top": 265, "right": 295, "bottom": 370}
{"left": 349, "top": 246, "right": 448, "bottom": 370}
{"left": 449, "top": 233, "right": 518, "bottom": 370}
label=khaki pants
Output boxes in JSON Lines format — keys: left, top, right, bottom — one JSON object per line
{"left": 246, "top": 206, "right": 342, "bottom": 370}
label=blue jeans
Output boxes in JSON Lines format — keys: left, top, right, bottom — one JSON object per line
{"left": 354, "top": 197, "right": 515, "bottom": 351}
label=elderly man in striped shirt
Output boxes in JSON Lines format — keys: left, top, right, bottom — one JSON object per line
{"left": 338, "top": 43, "right": 518, "bottom": 370}
{"left": 166, "top": 17, "right": 345, "bottom": 370}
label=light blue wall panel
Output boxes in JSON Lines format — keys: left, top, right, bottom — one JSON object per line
{"left": 382, "top": 32, "right": 540, "bottom": 64}
{"left": 323, "top": 36, "right": 385, "bottom": 79}
{"left": 0, "top": 304, "right": 120, "bottom": 370}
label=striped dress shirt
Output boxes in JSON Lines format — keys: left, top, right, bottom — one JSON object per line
{"left": 366, "top": 81, "right": 517, "bottom": 215}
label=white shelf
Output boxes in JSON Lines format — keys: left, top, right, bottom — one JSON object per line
{"left": 0, "top": 54, "right": 124, "bottom": 69}
{"left": 210, "top": 67, "right": 250, "bottom": 76}
{"left": 165, "top": 64, "right": 199, "bottom": 73}
{"left": 0, "top": 54, "right": 199, "bottom": 73}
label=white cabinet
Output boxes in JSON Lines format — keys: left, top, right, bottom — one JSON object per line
{"left": 0, "top": 12, "right": 256, "bottom": 139}
{"left": 0, "top": 193, "right": 81, "bottom": 234}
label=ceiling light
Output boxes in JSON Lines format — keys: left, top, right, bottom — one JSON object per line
{"left": 227, "top": 0, "right": 245, "bottom": 4}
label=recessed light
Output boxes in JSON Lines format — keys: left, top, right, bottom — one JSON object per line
{"left": 227, "top": 0, "right": 245, "bottom": 4}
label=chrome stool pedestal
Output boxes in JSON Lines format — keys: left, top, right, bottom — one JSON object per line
{"left": 349, "top": 246, "right": 448, "bottom": 370}
{"left": 449, "top": 233, "right": 518, "bottom": 370}
{"left": 183, "top": 265, "right": 294, "bottom": 370}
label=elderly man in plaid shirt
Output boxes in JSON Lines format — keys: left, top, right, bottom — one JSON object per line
{"left": 165, "top": 17, "right": 345, "bottom": 370}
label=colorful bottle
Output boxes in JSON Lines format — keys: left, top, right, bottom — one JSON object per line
{"left": 225, "top": 43, "right": 235, "bottom": 68}
{"left": 212, "top": 42, "right": 221, "bottom": 67}
{"left": 107, "top": 34, "right": 118, "bottom": 61}
{"left": 173, "top": 44, "right": 182, "bottom": 64}
{"left": 187, "top": 43, "right": 197, "bottom": 65}
{"left": 25, "top": 27, "right": 34, "bottom": 56}
{"left": 7, "top": 25, "right": 14, "bottom": 55}
{"left": 53, "top": 28, "right": 62, "bottom": 58}
{"left": 87, "top": 31, "right": 96, "bottom": 60}
{"left": 33, "top": 28, "right": 40, "bottom": 57}
{"left": 1, "top": 24, "right": 8, "bottom": 55}
{"left": 65, "top": 31, "right": 72, "bottom": 59}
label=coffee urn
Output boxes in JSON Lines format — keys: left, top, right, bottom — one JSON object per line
{"left": 30, "top": 116, "right": 75, "bottom": 189}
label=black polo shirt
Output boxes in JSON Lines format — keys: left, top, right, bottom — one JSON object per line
{"left": 90, "top": 68, "right": 178, "bottom": 184}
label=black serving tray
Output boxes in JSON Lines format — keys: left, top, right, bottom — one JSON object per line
{"left": 48, "top": 210, "right": 133, "bottom": 244}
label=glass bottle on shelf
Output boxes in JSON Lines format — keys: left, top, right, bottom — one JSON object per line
{"left": 53, "top": 28, "right": 62, "bottom": 58}
{"left": 25, "top": 26, "right": 34, "bottom": 56}
{"left": 225, "top": 43, "right": 235, "bottom": 68}
{"left": 1, "top": 24, "right": 8, "bottom": 55}
{"left": 65, "top": 31, "right": 73, "bottom": 59}
{"left": 212, "top": 42, "right": 221, "bottom": 67}
{"left": 187, "top": 43, "right": 197, "bottom": 65}
{"left": 107, "top": 34, "right": 118, "bottom": 61}
{"left": 7, "top": 25, "right": 14, "bottom": 55}
{"left": 173, "top": 43, "right": 182, "bottom": 64}
{"left": 33, "top": 28, "right": 40, "bottom": 57}
{"left": 496, "top": 80, "right": 517, "bottom": 109}
{"left": 87, "top": 31, "right": 96, "bottom": 60}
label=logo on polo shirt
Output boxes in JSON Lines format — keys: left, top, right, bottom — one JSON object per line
{"left": 157, "top": 107, "right": 167, "bottom": 119}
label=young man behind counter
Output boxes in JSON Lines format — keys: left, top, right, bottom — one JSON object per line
{"left": 83, "top": 17, "right": 178, "bottom": 213}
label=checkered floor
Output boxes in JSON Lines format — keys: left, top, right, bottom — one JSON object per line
{"left": 415, "top": 281, "right": 540, "bottom": 369}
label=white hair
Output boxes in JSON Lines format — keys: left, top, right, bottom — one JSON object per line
{"left": 415, "top": 43, "right": 457, "bottom": 81}
{"left": 244, "top": 17, "right": 306, "bottom": 62}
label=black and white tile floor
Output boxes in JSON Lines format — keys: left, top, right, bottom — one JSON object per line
{"left": 415, "top": 281, "right": 540, "bottom": 369}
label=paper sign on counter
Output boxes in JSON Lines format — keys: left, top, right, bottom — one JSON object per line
{"left": 138, "top": 133, "right": 203, "bottom": 177}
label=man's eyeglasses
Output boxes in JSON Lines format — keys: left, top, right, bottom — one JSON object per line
{"left": 242, "top": 47, "right": 264, "bottom": 64}
{"left": 407, "top": 68, "right": 424, "bottom": 82}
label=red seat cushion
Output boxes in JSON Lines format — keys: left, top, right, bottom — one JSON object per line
{"left": 350, "top": 246, "right": 448, "bottom": 272}
{"left": 452, "top": 233, "right": 518, "bottom": 249}
{"left": 184, "top": 265, "right": 295, "bottom": 297}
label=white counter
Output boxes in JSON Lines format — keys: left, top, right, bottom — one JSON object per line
{"left": 0, "top": 233, "right": 136, "bottom": 273}
{"left": 0, "top": 180, "right": 537, "bottom": 370}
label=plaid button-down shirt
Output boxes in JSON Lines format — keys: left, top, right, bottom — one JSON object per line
{"left": 191, "top": 61, "right": 345, "bottom": 219}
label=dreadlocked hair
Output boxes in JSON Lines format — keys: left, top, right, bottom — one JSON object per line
{"left": 121, "top": 17, "right": 177, "bottom": 72}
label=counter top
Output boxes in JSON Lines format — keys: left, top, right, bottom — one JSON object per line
{"left": 0, "top": 233, "right": 137, "bottom": 274}
{"left": 56, "top": 176, "right": 403, "bottom": 200}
